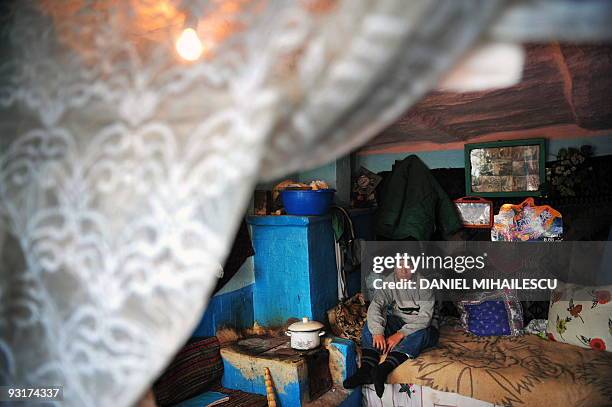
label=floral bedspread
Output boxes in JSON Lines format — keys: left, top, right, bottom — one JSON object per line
{"left": 388, "top": 326, "right": 612, "bottom": 407}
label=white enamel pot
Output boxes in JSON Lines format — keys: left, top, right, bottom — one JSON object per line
{"left": 285, "top": 317, "right": 326, "bottom": 350}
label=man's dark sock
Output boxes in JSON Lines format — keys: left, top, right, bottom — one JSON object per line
{"left": 342, "top": 348, "right": 379, "bottom": 388}
{"left": 373, "top": 352, "right": 409, "bottom": 397}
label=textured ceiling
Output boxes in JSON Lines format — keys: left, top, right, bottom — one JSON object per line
{"left": 360, "top": 43, "right": 612, "bottom": 154}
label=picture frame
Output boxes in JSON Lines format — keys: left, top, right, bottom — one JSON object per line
{"left": 453, "top": 196, "right": 493, "bottom": 228}
{"left": 464, "top": 138, "right": 546, "bottom": 197}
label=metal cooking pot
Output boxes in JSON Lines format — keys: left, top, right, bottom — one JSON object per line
{"left": 285, "top": 317, "right": 325, "bottom": 350}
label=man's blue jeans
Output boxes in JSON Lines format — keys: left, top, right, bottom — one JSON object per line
{"left": 361, "top": 315, "right": 439, "bottom": 357}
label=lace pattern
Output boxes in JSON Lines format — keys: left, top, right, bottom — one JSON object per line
{"left": 1, "top": 0, "right": 610, "bottom": 405}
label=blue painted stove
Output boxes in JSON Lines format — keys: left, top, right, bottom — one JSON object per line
{"left": 247, "top": 215, "right": 338, "bottom": 326}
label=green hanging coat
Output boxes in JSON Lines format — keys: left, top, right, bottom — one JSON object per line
{"left": 375, "top": 155, "right": 461, "bottom": 240}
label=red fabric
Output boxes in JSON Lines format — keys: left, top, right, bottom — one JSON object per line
{"left": 153, "top": 337, "right": 223, "bottom": 406}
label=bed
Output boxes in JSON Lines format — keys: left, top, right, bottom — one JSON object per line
{"left": 363, "top": 382, "right": 500, "bottom": 407}
{"left": 364, "top": 325, "right": 612, "bottom": 407}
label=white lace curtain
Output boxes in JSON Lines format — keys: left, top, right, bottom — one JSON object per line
{"left": 0, "top": 1, "right": 610, "bottom": 406}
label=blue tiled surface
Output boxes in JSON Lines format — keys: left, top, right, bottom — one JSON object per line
{"left": 192, "top": 283, "right": 254, "bottom": 337}
{"left": 247, "top": 215, "right": 337, "bottom": 326}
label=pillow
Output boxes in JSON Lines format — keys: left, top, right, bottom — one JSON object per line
{"left": 456, "top": 290, "right": 523, "bottom": 336}
{"left": 153, "top": 336, "right": 223, "bottom": 406}
{"left": 327, "top": 293, "right": 367, "bottom": 345}
{"left": 546, "top": 282, "right": 612, "bottom": 352}
{"left": 464, "top": 301, "right": 512, "bottom": 336}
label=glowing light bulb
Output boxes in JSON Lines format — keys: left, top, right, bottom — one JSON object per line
{"left": 176, "top": 28, "right": 203, "bottom": 61}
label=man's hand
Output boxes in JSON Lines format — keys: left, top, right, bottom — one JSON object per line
{"left": 372, "top": 334, "right": 386, "bottom": 353}
{"left": 386, "top": 332, "right": 405, "bottom": 352}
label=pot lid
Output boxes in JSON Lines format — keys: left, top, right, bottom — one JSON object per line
{"left": 287, "top": 317, "right": 324, "bottom": 332}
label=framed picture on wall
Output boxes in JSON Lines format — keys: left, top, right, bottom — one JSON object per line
{"left": 465, "top": 138, "right": 546, "bottom": 197}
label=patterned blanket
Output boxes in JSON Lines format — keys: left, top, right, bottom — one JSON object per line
{"left": 388, "top": 326, "right": 612, "bottom": 407}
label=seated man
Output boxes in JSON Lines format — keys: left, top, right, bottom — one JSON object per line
{"left": 343, "top": 263, "right": 439, "bottom": 397}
